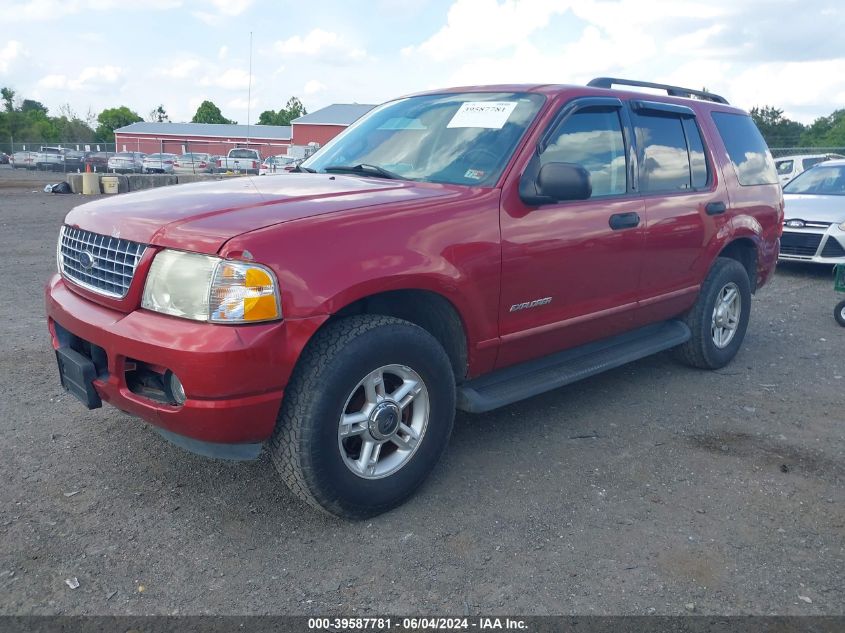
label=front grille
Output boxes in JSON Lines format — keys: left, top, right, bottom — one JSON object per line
{"left": 59, "top": 226, "right": 146, "bottom": 298}
{"left": 821, "top": 237, "right": 845, "bottom": 258}
{"left": 780, "top": 231, "right": 822, "bottom": 257}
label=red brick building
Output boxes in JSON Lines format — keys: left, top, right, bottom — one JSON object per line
{"left": 113, "top": 103, "right": 377, "bottom": 159}
{"left": 291, "top": 104, "right": 376, "bottom": 147}
{"left": 113, "top": 122, "right": 292, "bottom": 157}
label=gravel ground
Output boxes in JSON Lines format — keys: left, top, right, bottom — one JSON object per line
{"left": 0, "top": 165, "right": 843, "bottom": 616}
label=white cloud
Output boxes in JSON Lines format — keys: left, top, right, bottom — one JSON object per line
{"left": 193, "top": 0, "right": 253, "bottom": 25}
{"left": 159, "top": 59, "right": 201, "bottom": 80}
{"left": 207, "top": 0, "right": 253, "bottom": 16}
{"left": 0, "top": 40, "right": 24, "bottom": 73}
{"left": 37, "top": 65, "right": 124, "bottom": 91}
{"left": 304, "top": 80, "right": 327, "bottom": 95}
{"left": 3, "top": 0, "right": 181, "bottom": 22}
{"left": 408, "top": 0, "right": 573, "bottom": 62}
{"left": 274, "top": 29, "right": 369, "bottom": 62}
{"left": 200, "top": 68, "right": 252, "bottom": 90}
{"left": 227, "top": 96, "right": 259, "bottom": 110}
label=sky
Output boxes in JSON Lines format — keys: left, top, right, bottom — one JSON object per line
{"left": 1, "top": 0, "right": 844, "bottom": 126}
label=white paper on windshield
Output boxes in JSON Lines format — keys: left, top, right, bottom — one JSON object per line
{"left": 447, "top": 101, "right": 518, "bottom": 129}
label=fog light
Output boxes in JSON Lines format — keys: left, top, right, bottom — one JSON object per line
{"left": 167, "top": 371, "right": 186, "bottom": 405}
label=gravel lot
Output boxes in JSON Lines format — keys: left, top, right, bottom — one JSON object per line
{"left": 0, "top": 165, "right": 843, "bottom": 616}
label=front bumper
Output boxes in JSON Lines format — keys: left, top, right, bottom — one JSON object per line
{"left": 45, "top": 274, "right": 326, "bottom": 449}
{"left": 779, "top": 225, "right": 845, "bottom": 264}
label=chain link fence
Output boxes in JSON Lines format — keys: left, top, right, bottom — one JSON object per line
{"left": 2, "top": 138, "right": 312, "bottom": 174}
{"left": 769, "top": 147, "right": 845, "bottom": 159}
{"left": 2, "top": 141, "right": 118, "bottom": 174}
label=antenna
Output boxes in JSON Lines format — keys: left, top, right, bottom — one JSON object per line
{"left": 247, "top": 31, "right": 253, "bottom": 147}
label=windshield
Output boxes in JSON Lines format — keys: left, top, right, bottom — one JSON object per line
{"left": 783, "top": 164, "right": 845, "bottom": 195}
{"left": 302, "top": 92, "right": 546, "bottom": 186}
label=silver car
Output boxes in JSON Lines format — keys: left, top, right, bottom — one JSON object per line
{"left": 174, "top": 153, "right": 213, "bottom": 174}
{"left": 780, "top": 160, "right": 845, "bottom": 264}
{"left": 142, "top": 153, "right": 178, "bottom": 174}
{"left": 107, "top": 152, "right": 145, "bottom": 173}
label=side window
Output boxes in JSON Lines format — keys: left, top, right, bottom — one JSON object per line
{"left": 541, "top": 109, "right": 627, "bottom": 197}
{"left": 776, "top": 159, "right": 794, "bottom": 176}
{"left": 683, "top": 118, "right": 709, "bottom": 188}
{"left": 634, "top": 112, "right": 695, "bottom": 193}
{"left": 712, "top": 112, "right": 778, "bottom": 186}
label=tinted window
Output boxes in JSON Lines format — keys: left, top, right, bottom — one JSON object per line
{"left": 712, "top": 112, "right": 777, "bottom": 185}
{"left": 683, "top": 118, "right": 709, "bottom": 188}
{"left": 634, "top": 113, "right": 692, "bottom": 192}
{"left": 230, "top": 149, "right": 256, "bottom": 158}
{"left": 541, "top": 109, "right": 627, "bottom": 197}
{"left": 776, "top": 159, "right": 794, "bottom": 175}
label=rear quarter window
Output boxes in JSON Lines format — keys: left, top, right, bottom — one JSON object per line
{"left": 712, "top": 112, "right": 777, "bottom": 186}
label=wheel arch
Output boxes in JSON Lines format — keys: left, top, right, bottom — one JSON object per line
{"left": 324, "top": 288, "right": 470, "bottom": 382}
{"left": 717, "top": 236, "right": 759, "bottom": 293}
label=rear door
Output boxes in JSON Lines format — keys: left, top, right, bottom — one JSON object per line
{"left": 631, "top": 101, "right": 729, "bottom": 324}
{"left": 497, "top": 97, "right": 646, "bottom": 368}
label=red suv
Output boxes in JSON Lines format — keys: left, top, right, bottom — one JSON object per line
{"left": 46, "top": 78, "right": 783, "bottom": 518}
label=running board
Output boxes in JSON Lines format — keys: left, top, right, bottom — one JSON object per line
{"left": 456, "top": 320, "right": 690, "bottom": 413}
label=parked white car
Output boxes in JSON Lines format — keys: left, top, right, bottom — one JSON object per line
{"left": 108, "top": 152, "right": 145, "bottom": 173}
{"left": 259, "top": 154, "right": 299, "bottom": 175}
{"left": 142, "top": 153, "right": 178, "bottom": 174}
{"left": 174, "top": 153, "right": 214, "bottom": 174}
{"left": 779, "top": 160, "right": 845, "bottom": 264}
{"left": 775, "top": 153, "right": 844, "bottom": 185}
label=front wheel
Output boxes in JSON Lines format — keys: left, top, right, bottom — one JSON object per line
{"left": 835, "top": 299, "right": 845, "bottom": 327}
{"left": 673, "top": 257, "right": 752, "bottom": 369}
{"left": 269, "top": 315, "right": 456, "bottom": 519}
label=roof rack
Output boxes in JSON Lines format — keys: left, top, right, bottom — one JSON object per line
{"left": 587, "top": 77, "right": 729, "bottom": 105}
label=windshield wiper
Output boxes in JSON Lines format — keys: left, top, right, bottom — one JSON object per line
{"left": 322, "top": 163, "right": 406, "bottom": 180}
{"left": 293, "top": 164, "right": 316, "bottom": 173}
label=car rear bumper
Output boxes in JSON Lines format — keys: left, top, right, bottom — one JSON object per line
{"left": 45, "top": 274, "right": 327, "bottom": 452}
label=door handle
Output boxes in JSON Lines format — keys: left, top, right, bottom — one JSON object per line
{"left": 609, "top": 212, "right": 641, "bottom": 230}
{"left": 705, "top": 201, "right": 727, "bottom": 215}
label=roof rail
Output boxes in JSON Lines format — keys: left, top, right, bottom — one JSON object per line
{"left": 587, "top": 77, "right": 729, "bottom": 105}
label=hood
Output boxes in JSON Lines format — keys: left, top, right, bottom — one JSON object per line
{"left": 64, "top": 174, "right": 459, "bottom": 254}
{"left": 782, "top": 193, "right": 845, "bottom": 224}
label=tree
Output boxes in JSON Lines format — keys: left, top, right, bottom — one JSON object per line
{"left": 750, "top": 106, "right": 806, "bottom": 148}
{"left": 257, "top": 96, "right": 308, "bottom": 126}
{"left": 191, "top": 100, "right": 234, "bottom": 124}
{"left": 20, "top": 99, "right": 48, "bottom": 115}
{"left": 95, "top": 106, "right": 142, "bottom": 142}
{"left": 148, "top": 104, "right": 170, "bottom": 123}
{"left": 1, "top": 87, "right": 15, "bottom": 113}
{"left": 800, "top": 109, "right": 845, "bottom": 147}
{"left": 55, "top": 105, "right": 95, "bottom": 143}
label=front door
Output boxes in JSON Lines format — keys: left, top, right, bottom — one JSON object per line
{"left": 497, "top": 99, "right": 645, "bottom": 368}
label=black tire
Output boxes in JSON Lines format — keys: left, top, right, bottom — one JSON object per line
{"left": 673, "top": 257, "right": 752, "bottom": 369}
{"left": 269, "top": 315, "right": 456, "bottom": 519}
{"left": 835, "top": 299, "right": 845, "bottom": 327}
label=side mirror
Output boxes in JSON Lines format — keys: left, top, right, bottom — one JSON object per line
{"left": 536, "top": 162, "right": 592, "bottom": 202}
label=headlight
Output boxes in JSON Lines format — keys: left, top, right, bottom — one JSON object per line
{"left": 839, "top": 221, "right": 845, "bottom": 231}
{"left": 141, "top": 249, "right": 281, "bottom": 323}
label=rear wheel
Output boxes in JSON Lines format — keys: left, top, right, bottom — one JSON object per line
{"left": 835, "top": 299, "right": 845, "bottom": 327}
{"left": 269, "top": 315, "right": 456, "bottom": 519}
{"left": 674, "top": 257, "right": 752, "bottom": 369}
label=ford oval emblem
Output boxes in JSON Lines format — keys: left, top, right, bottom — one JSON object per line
{"left": 79, "top": 250, "right": 96, "bottom": 271}
{"left": 785, "top": 219, "right": 805, "bottom": 228}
